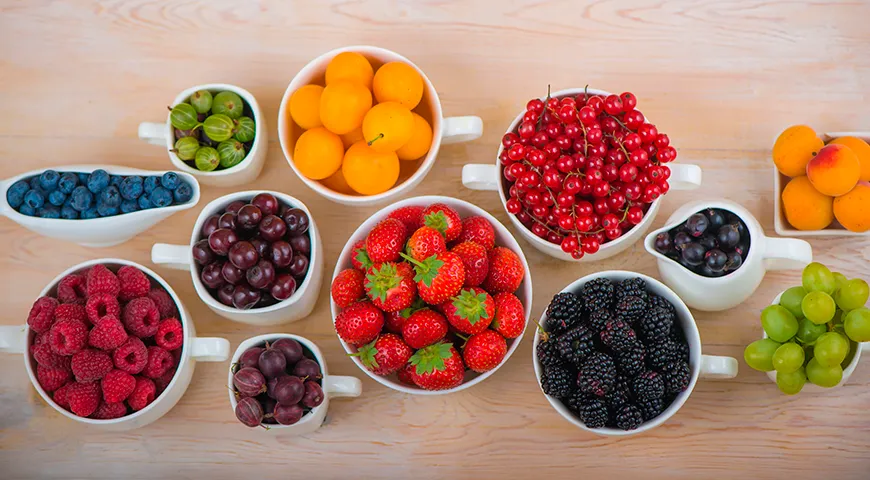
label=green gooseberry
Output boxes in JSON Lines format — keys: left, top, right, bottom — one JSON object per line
{"left": 234, "top": 116, "right": 256, "bottom": 143}
{"left": 203, "top": 114, "right": 236, "bottom": 142}
{"left": 169, "top": 103, "right": 199, "bottom": 130}
{"left": 172, "top": 136, "right": 201, "bottom": 161}
{"left": 189, "top": 90, "right": 213, "bottom": 114}
{"left": 217, "top": 140, "right": 247, "bottom": 168}
{"left": 194, "top": 146, "right": 220, "bottom": 172}
{"left": 212, "top": 91, "right": 244, "bottom": 119}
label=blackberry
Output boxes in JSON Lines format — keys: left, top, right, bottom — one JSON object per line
{"left": 605, "top": 375, "right": 632, "bottom": 414}
{"left": 638, "top": 306, "right": 673, "bottom": 342}
{"left": 582, "top": 278, "right": 614, "bottom": 312}
{"left": 649, "top": 294, "right": 676, "bottom": 316}
{"left": 544, "top": 292, "right": 583, "bottom": 335}
{"left": 675, "top": 341, "right": 690, "bottom": 363}
{"left": 600, "top": 319, "right": 638, "bottom": 353}
{"left": 556, "top": 326, "right": 595, "bottom": 367}
{"left": 541, "top": 364, "right": 575, "bottom": 398}
{"left": 572, "top": 394, "right": 608, "bottom": 429}
{"left": 646, "top": 339, "right": 680, "bottom": 369}
{"left": 632, "top": 370, "right": 665, "bottom": 401}
{"left": 587, "top": 309, "right": 612, "bottom": 333}
{"left": 536, "top": 337, "right": 564, "bottom": 371}
{"left": 669, "top": 325, "right": 691, "bottom": 362}
{"left": 616, "top": 277, "right": 648, "bottom": 303}
{"left": 638, "top": 397, "right": 664, "bottom": 421}
{"left": 617, "top": 344, "right": 645, "bottom": 377}
{"left": 615, "top": 404, "right": 644, "bottom": 431}
{"left": 615, "top": 295, "right": 646, "bottom": 324}
{"left": 663, "top": 361, "right": 691, "bottom": 394}
{"left": 577, "top": 352, "right": 616, "bottom": 397}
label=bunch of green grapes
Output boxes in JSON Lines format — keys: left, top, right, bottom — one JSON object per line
{"left": 744, "top": 262, "right": 870, "bottom": 395}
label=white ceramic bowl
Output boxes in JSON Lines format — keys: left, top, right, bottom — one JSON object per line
{"left": 462, "top": 87, "right": 702, "bottom": 262}
{"left": 278, "top": 45, "right": 483, "bottom": 206}
{"left": 151, "top": 190, "right": 323, "bottom": 326}
{"left": 0, "top": 258, "right": 230, "bottom": 431}
{"left": 532, "top": 271, "right": 738, "bottom": 436}
{"left": 0, "top": 165, "right": 200, "bottom": 247}
{"left": 227, "top": 333, "right": 362, "bottom": 434}
{"left": 330, "top": 195, "right": 533, "bottom": 394}
{"left": 138, "top": 83, "right": 267, "bottom": 188}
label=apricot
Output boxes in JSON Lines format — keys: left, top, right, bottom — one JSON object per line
{"left": 782, "top": 176, "right": 833, "bottom": 231}
{"left": 320, "top": 168, "right": 355, "bottom": 195}
{"left": 395, "top": 113, "right": 433, "bottom": 161}
{"left": 293, "top": 127, "right": 343, "bottom": 180}
{"left": 833, "top": 182, "right": 870, "bottom": 232}
{"left": 829, "top": 136, "right": 870, "bottom": 182}
{"left": 342, "top": 141, "right": 400, "bottom": 195}
{"left": 807, "top": 144, "right": 860, "bottom": 196}
{"left": 325, "top": 52, "right": 374, "bottom": 89}
{"left": 362, "top": 102, "right": 414, "bottom": 153}
{"left": 288, "top": 85, "right": 323, "bottom": 130}
{"left": 340, "top": 127, "right": 364, "bottom": 149}
{"left": 319, "top": 80, "right": 372, "bottom": 135}
{"left": 773, "top": 125, "right": 824, "bottom": 177}
{"left": 373, "top": 62, "right": 424, "bottom": 110}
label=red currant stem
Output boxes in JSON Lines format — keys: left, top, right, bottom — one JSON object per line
{"left": 605, "top": 113, "right": 630, "bottom": 131}
{"left": 520, "top": 207, "right": 562, "bottom": 237}
{"left": 615, "top": 139, "right": 630, "bottom": 158}
{"left": 537, "top": 85, "right": 552, "bottom": 129}
{"left": 578, "top": 120, "right": 589, "bottom": 156}
{"left": 367, "top": 133, "right": 384, "bottom": 146}
{"left": 584, "top": 84, "right": 589, "bottom": 102}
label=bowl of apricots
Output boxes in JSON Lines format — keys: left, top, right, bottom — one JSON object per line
{"left": 773, "top": 125, "right": 870, "bottom": 236}
{"left": 278, "top": 46, "right": 483, "bottom": 206}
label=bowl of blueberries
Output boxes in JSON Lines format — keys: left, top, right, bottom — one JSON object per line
{"left": 1, "top": 165, "right": 200, "bottom": 247}
{"left": 644, "top": 199, "right": 812, "bottom": 311}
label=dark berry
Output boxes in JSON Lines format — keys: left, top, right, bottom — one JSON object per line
{"left": 544, "top": 292, "right": 583, "bottom": 335}
{"left": 616, "top": 344, "right": 645, "bottom": 377}
{"left": 536, "top": 338, "right": 563, "bottom": 371}
{"left": 684, "top": 213, "right": 709, "bottom": 237}
{"left": 605, "top": 375, "right": 632, "bottom": 414}
{"left": 587, "top": 309, "right": 612, "bottom": 333}
{"left": 582, "top": 278, "right": 613, "bottom": 312}
{"left": 615, "top": 295, "right": 646, "bottom": 324}
{"left": 705, "top": 208, "right": 727, "bottom": 230}
{"left": 717, "top": 224, "right": 740, "bottom": 249}
{"left": 704, "top": 249, "right": 727, "bottom": 273}
{"left": 649, "top": 294, "right": 676, "bottom": 316}
{"left": 569, "top": 393, "right": 608, "bottom": 429}
{"left": 638, "top": 306, "right": 673, "bottom": 342}
{"left": 616, "top": 277, "right": 647, "bottom": 302}
{"left": 577, "top": 352, "right": 616, "bottom": 397}
{"left": 673, "top": 231, "right": 692, "bottom": 250}
{"left": 646, "top": 339, "right": 680, "bottom": 369}
{"left": 541, "top": 364, "right": 575, "bottom": 398}
{"left": 555, "top": 326, "right": 595, "bottom": 367}
{"left": 681, "top": 242, "right": 705, "bottom": 266}
{"left": 699, "top": 234, "right": 718, "bottom": 251}
{"left": 663, "top": 361, "right": 691, "bottom": 394}
{"left": 615, "top": 404, "right": 644, "bottom": 430}
{"left": 653, "top": 232, "right": 672, "bottom": 254}
{"left": 600, "top": 319, "right": 637, "bottom": 353}
{"left": 725, "top": 251, "right": 743, "bottom": 272}
{"left": 638, "top": 397, "right": 664, "bottom": 421}
{"left": 632, "top": 370, "right": 665, "bottom": 401}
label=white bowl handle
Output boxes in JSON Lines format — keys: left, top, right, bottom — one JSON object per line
{"left": 461, "top": 164, "right": 499, "bottom": 191}
{"left": 668, "top": 163, "right": 703, "bottom": 191}
{"left": 441, "top": 116, "right": 483, "bottom": 145}
{"left": 762, "top": 236, "right": 813, "bottom": 271}
{"left": 190, "top": 337, "right": 230, "bottom": 362}
{"left": 0, "top": 325, "right": 27, "bottom": 354}
{"left": 323, "top": 375, "right": 362, "bottom": 398}
{"left": 151, "top": 243, "right": 192, "bottom": 271}
{"left": 700, "top": 354, "right": 738, "bottom": 379}
{"left": 138, "top": 122, "right": 166, "bottom": 146}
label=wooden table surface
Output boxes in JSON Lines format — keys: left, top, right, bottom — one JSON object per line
{"left": 2, "top": 1, "right": 870, "bottom": 478}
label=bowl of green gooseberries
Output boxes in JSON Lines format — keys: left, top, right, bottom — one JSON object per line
{"left": 744, "top": 262, "right": 870, "bottom": 394}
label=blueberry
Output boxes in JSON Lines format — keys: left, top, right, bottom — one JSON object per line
{"left": 58, "top": 173, "right": 79, "bottom": 194}
{"left": 77, "top": 172, "right": 90, "bottom": 185}
{"left": 120, "top": 176, "right": 144, "bottom": 200}
{"left": 81, "top": 207, "right": 100, "bottom": 219}
{"left": 6, "top": 180, "right": 30, "bottom": 209}
{"left": 70, "top": 186, "right": 94, "bottom": 212}
{"left": 87, "top": 169, "right": 111, "bottom": 194}
{"left": 151, "top": 187, "right": 173, "bottom": 207}
{"left": 48, "top": 190, "right": 67, "bottom": 207}
{"left": 61, "top": 205, "right": 79, "bottom": 219}
{"left": 144, "top": 176, "right": 160, "bottom": 194}
{"left": 38, "top": 170, "right": 60, "bottom": 192}
{"left": 120, "top": 199, "right": 139, "bottom": 214}
{"left": 98, "top": 186, "right": 121, "bottom": 208}
{"left": 173, "top": 182, "right": 193, "bottom": 203}
{"left": 160, "top": 172, "right": 180, "bottom": 190}
{"left": 29, "top": 177, "right": 45, "bottom": 194}
{"left": 24, "top": 190, "right": 45, "bottom": 209}
{"left": 138, "top": 195, "right": 153, "bottom": 210}
{"left": 97, "top": 203, "right": 119, "bottom": 217}
{"left": 110, "top": 175, "right": 124, "bottom": 187}
{"left": 19, "top": 204, "right": 37, "bottom": 217}
{"left": 38, "top": 205, "right": 61, "bottom": 219}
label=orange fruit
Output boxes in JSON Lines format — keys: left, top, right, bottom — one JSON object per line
{"left": 806, "top": 144, "right": 860, "bottom": 196}
{"left": 396, "top": 113, "right": 433, "bottom": 161}
{"left": 829, "top": 136, "right": 870, "bottom": 182}
{"left": 773, "top": 125, "right": 824, "bottom": 177}
{"left": 319, "top": 80, "right": 372, "bottom": 135}
{"left": 781, "top": 176, "right": 833, "bottom": 230}
{"left": 320, "top": 168, "right": 354, "bottom": 195}
{"left": 373, "top": 61, "right": 424, "bottom": 110}
{"left": 340, "top": 127, "right": 364, "bottom": 149}
{"left": 293, "top": 127, "right": 344, "bottom": 180}
{"left": 288, "top": 85, "right": 323, "bottom": 130}
{"left": 362, "top": 102, "right": 414, "bottom": 153}
{"left": 833, "top": 182, "right": 870, "bottom": 232}
{"left": 342, "top": 141, "right": 400, "bottom": 195}
{"left": 325, "top": 52, "right": 374, "bottom": 89}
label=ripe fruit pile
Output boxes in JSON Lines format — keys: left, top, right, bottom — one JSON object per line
{"left": 192, "top": 193, "right": 312, "bottom": 309}
{"left": 331, "top": 203, "right": 526, "bottom": 391}
{"left": 653, "top": 208, "right": 749, "bottom": 277}
{"left": 26, "top": 264, "right": 183, "bottom": 419}
{"left": 774, "top": 125, "right": 870, "bottom": 232}
{"left": 745, "top": 262, "right": 870, "bottom": 394}
{"left": 169, "top": 90, "right": 256, "bottom": 172}
{"left": 289, "top": 52, "right": 433, "bottom": 196}
{"left": 499, "top": 89, "right": 676, "bottom": 259}
{"left": 232, "top": 337, "right": 324, "bottom": 427}
{"left": 536, "top": 277, "right": 691, "bottom": 431}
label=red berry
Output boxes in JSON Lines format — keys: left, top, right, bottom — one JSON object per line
{"left": 582, "top": 236, "right": 601, "bottom": 254}
{"left": 518, "top": 121, "right": 536, "bottom": 139}
{"left": 619, "top": 164, "right": 638, "bottom": 183}
{"left": 502, "top": 132, "right": 519, "bottom": 149}
{"left": 571, "top": 249, "right": 585, "bottom": 260}
{"left": 31, "top": 342, "right": 70, "bottom": 369}
{"left": 593, "top": 198, "right": 610, "bottom": 215}
{"left": 608, "top": 192, "right": 627, "bottom": 211}
{"left": 482, "top": 247, "right": 525, "bottom": 294}
{"left": 506, "top": 198, "right": 521, "bottom": 214}
{"left": 113, "top": 336, "right": 148, "bottom": 375}
{"left": 335, "top": 301, "right": 384, "bottom": 346}
{"left": 143, "top": 346, "right": 174, "bottom": 379}
{"left": 586, "top": 127, "right": 603, "bottom": 145}
{"left": 451, "top": 241, "right": 489, "bottom": 288}
{"left": 462, "top": 330, "right": 507, "bottom": 373}
{"left": 531, "top": 131, "right": 549, "bottom": 148}
{"left": 330, "top": 268, "right": 365, "bottom": 308}
{"left": 545, "top": 122, "right": 562, "bottom": 139}
{"left": 638, "top": 123, "right": 658, "bottom": 143}
{"left": 88, "top": 314, "right": 128, "bottom": 351}
{"left": 605, "top": 228, "right": 623, "bottom": 240}
{"left": 147, "top": 288, "right": 178, "bottom": 319}
{"left": 48, "top": 319, "right": 88, "bottom": 356}
{"left": 366, "top": 218, "right": 408, "bottom": 263}
{"left": 85, "top": 293, "right": 120, "bottom": 325}
{"left": 601, "top": 214, "right": 620, "bottom": 230}
{"left": 386, "top": 205, "right": 425, "bottom": 234}
{"left": 101, "top": 369, "right": 136, "bottom": 403}
{"left": 526, "top": 98, "right": 544, "bottom": 114}
{"left": 117, "top": 266, "right": 150, "bottom": 301}
{"left": 57, "top": 274, "right": 87, "bottom": 305}
{"left": 27, "top": 296, "right": 58, "bottom": 333}
{"left": 658, "top": 146, "right": 677, "bottom": 163}
{"left": 655, "top": 133, "right": 670, "bottom": 149}
{"left": 122, "top": 297, "right": 160, "bottom": 338}
{"left": 37, "top": 364, "right": 72, "bottom": 393}
{"left": 53, "top": 382, "right": 73, "bottom": 409}
{"left": 558, "top": 104, "right": 576, "bottom": 123}
{"left": 456, "top": 216, "right": 496, "bottom": 250}
{"left": 128, "top": 377, "right": 156, "bottom": 411}
{"left": 592, "top": 182, "right": 611, "bottom": 198}
{"left": 522, "top": 110, "right": 537, "bottom": 123}
{"left": 402, "top": 309, "right": 448, "bottom": 349}
{"left": 55, "top": 303, "right": 86, "bottom": 323}
{"left": 627, "top": 206, "right": 644, "bottom": 225}
{"left": 586, "top": 96, "right": 603, "bottom": 113}
{"left": 422, "top": 203, "right": 462, "bottom": 242}
{"left": 92, "top": 401, "right": 128, "bottom": 419}
{"left": 67, "top": 381, "right": 101, "bottom": 417}
{"left": 71, "top": 348, "right": 113, "bottom": 383}
{"left": 603, "top": 95, "right": 623, "bottom": 115}
{"left": 564, "top": 123, "right": 581, "bottom": 139}
{"left": 155, "top": 318, "right": 184, "bottom": 350}
{"left": 86, "top": 264, "right": 120, "bottom": 298}
{"left": 560, "top": 235, "right": 579, "bottom": 253}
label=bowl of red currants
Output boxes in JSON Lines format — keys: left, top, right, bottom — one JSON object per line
{"left": 463, "top": 87, "right": 702, "bottom": 262}
{"left": 150, "top": 191, "right": 323, "bottom": 326}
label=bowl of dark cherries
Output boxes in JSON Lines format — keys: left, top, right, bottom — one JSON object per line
{"left": 651, "top": 207, "right": 749, "bottom": 278}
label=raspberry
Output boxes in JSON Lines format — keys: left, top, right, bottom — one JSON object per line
{"left": 71, "top": 348, "right": 113, "bottom": 382}
{"left": 154, "top": 318, "right": 183, "bottom": 350}
{"left": 117, "top": 265, "right": 150, "bottom": 301}
{"left": 88, "top": 314, "right": 128, "bottom": 350}
{"left": 128, "top": 377, "right": 156, "bottom": 411}
{"left": 143, "top": 346, "right": 174, "bottom": 379}
{"left": 53, "top": 382, "right": 73, "bottom": 409}
{"left": 122, "top": 297, "right": 160, "bottom": 338}
{"left": 27, "top": 296, "right": 58, "bottom": 333}
{"left": 113, "top": 336, "right": 148, "bottom": 374}
{"left": 57, "top": 274, "right": 87, "bottom": 304}
{"left": 67, "top": 381, "right": 101, "bottom": 417}
{"left": 154, "top": 367, "right": 176, "bottom": 395}
{"left": 48, "top": 319, "right": 88, "bottom": 356}
{"left": 36, "top": 364, "right": 72, "bottom": 392}
{"left": 85, "top": 293, "right": 120, "bottom": 325}
{"left": 86, "top": 264, "right": 120, "bottom": 297}
{"left": 91, "top": 401, "right": 128, "bottom": 419}
{"left": 55, "top": 303, "right": 86, "bottom": 323}
{"left": 33, "top": 331, "right": 49, "bottom": 345}
{"left": 147, "top": 288, "right": 178, "bottom": 319}
{"left": 31, "top": 342, "right": 71, "bottom": 369}
{"left": 101, "top": 369, "right": 136, "bottom": 403}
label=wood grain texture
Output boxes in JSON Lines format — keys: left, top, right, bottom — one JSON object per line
{"left": 2, "top": 0, "right": 870, "bottom": 478}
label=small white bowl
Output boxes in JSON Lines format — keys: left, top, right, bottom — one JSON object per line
{"left": 330, "top": 195, "right": 533, "bottom": 395}
{"left": 0, "top": 165, "right": 200, "bottom": 247}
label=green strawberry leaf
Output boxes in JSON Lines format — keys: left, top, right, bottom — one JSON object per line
{"left": 364, "top": 263, "right": 400, "bottom": 303}
{"left": 451, "top": 289, "right": 490, "bottom": 325}
{"left": 354, "top": 247, "right": 373, "bottom": 269}
{"left": 409, "top": 342, "right": 453, "bottom": 375}
{"left": 350, "top": 339, "right": 380, "bottom": 370}
{"left": 423, "top": 211, "right": 448, "bottom": 237}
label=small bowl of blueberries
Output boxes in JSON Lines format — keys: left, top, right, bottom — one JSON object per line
{"left": 1, "top": 165, "right": 200, "bottom": 247}
{"left": 645, "top": 199, "right": 812, "bottom": 312}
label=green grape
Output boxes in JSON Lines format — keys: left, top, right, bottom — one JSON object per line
{"left": 802, "top": 262, "right": 836, "bottom": 295}
{"left": 776, "top": 367, "right": 807, "bottom": 395}
{"left": 744, "top": 338, "right": 781, "bottom": 371}
{"left": 813, "top": 332, "right": 850, "bottom": 367}
{"left": 779, "top": 286, "right": 807, "bottom": 319}
{"left": 772, "top": 342, "right": 805, "bottom": 374}
{"left": 801, "top": 291, "right": 836, "bottom": 325}
{"left": 834, "top": 278, "right": 869, "bottom": 311}
{"left": 844, "top": 307, "right": 870, "bottom": 342}
{"left": 806, "top": 357, "right": 843, "bottom": 387}
{"left": 761, "top": 305, "right": 799, "bottom": 342}
{"left": 833, "top": 272, "right": 848, "bottom": 290}
{"left": 795, "top": 317, "right": 827, "bottom": 345}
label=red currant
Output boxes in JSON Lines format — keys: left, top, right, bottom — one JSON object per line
{"left": 541, "top": 110, "right": 556, "bottom": 124}
{"left": 579, "top": 182, "right": 593, "bottom": 196}
{"left": 586, "top": 96, "right": 604, "bottom": 114}
{"left": 516, "top": 211, "right": 532, "bottom": 226}
{"left": 558, "top": 215, "right": 574, "bottom": 230}
{"left": 532, "top": 131, "right": 549, "bottom": 149}
{"left": 605, "top": 228, "right": 622, "bottom": 240}
{"left": 623, "top": 110, "right": 644, "bottom": 130}
{"left": 602, "top": 163, "right": 618, "bottom": 182}
{"left": 647, "top": 165, "right": 664, "bottom": 182}
{"left": 601, "top": 117, "right": 618, "bottom": 134}
{"left": 571, "top": 249, "right": 585, "bottom": 260}
{"left": 581, "top": 236, "right": 600, "bottom": 254}
{"left": 528, "top": 148, "right": 546, "bottom": 167}
{"left": 532, "top": 204, "right": 549, "bottom": 218}
{"left": 623, "top": 133, "right": 641, "bottom": 151}
{"left": 575, "top": 200, "right": 593, "bottom": 217}
{"left": 627, "top": 206, "right": 644, "bottom": 225}
{"left": 619, "top": 92, "right": 637, "bottom": 112}
{"left": 591, "top": 143, "right": 608, "bottom": 157}
{"left": 572, "top": 153, "right": 588, "bottom": 170}
{"left": 629, "top": 149, "right": 650, "bottom": 168}
{"left": 593, "top": 198, "right": 610, "bottom": 215}
{"left": 544, "top": 142, "right": 561, "bottom": 160}
{"left": 660, "top": 166, "right": 671, "bottom": 181}
{"left": 586, "top": 127, "right": 603, "bottom": 145}
{"left": 499, "top": 150, "right": 510, "bottom": 163}
{"left": 654, "top": 133, "right": 670, "bottom": 149}
{"left": 558, "top": 105, "right": 576, "bottom": 123}
{"left": 506, "top": 198, "right": 521, "bottom": 214}
{"left": 547, "top": 232, "right": 562, "bottom": 244}
{"left": 575, "top": 216, "right": 593, "bottom": 232}
{"left": 605, "top": 149, "right": 626, "bottom": 166}
{"left": 543, "top": 169, "right": 563, "bottom": 189}
{"left": 619, "top": 163, "right": 638, "bottom": 183}
{"left": 556, "top": 135, "right": 573, "bottom": 151}
{"left": 560, "top": 97, "right": 576, "bottom": 109}
{"left": 546, "top": 97, "right": 560, "bottom": 111}
{"left": 545, "top": 122, "right": 562, "bottom": 139}
{"left": 592, "top": 181, "right": 610, "bottom": 197}
{"left": 531, "top": 223, "right": 548, "bottom": 238}
{"left": 586, "top": 156, "right": 604, "bottom": 170}
{"left": 578, "top": 107, "right": 596, "bottom": 126}
{"left": 502, "top": 133, "right": 519, "bottom": 149}
{"left": 608, "top": 192, "right": 626, "bottom": 210}
{"left": 659, "top": 181, "right": 670, "bottom": 194}
{"left": 585, "top": 167, "right": 604, "bottom": 185}
{"left": 563, "top": 176, "right": 582, "bottom": 195}
{"left": 564, "top": 122, "right": 581, "bottom": 139}
{"left": 518, "top": 121, "right": 536, "bottom": 139}
{"left": 523, "top": 110, "right": 538, "bottom": 123}
{"left": 658, "top": 146, "right": 677, "bottom": 163}
{"left": 560, "top": 235, "right": 579, "bottom": 254}
{"left": 638, "top": 123, "right": 658, "bottom": 143}
{"left": 526, "top": 98, "right": 544, "bottom": 114}
{"left": 601, "top": 213, "right": 620, "bottom": 229}
{"left": 603, "top": 95, "right": 624, "bottom": 115}
{"left": 556, "top": 191, "right": 575, "bottom": 208}
{"left": 522, "top": 171, "right": 541, "bottom": 189}
{"left": 556, "top": 155, "right": 575, "bottom": 173}
{"left": 507, "top": 144, "right": 526, "bottom": 161}
{"left": 644, "top": 184, "right": 662, "bottom": 202}
{"left": 624, "top": 182, "right": 642, "bottom": 201}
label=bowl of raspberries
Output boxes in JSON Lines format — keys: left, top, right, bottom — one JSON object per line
{"left": 533, "top": 271, "right": 738, "bottom": 435}
{"left": 5, "top": 259, "right": 229, "bottom": 430}
{"left": 330, "top": 196, "right": 532, "bottom": 394}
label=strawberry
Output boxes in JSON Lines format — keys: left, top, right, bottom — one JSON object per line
{"left": 462, "top": 330, "right": 507, "bottom": 373}
{"left": 350, "top": 239, "right": 373, "bottom": 271}
{"left": 335, "top": 301, "right": 384, "bottom": 346}
{"left": 492, "top": 292, "right": 525, "bottom": 339}
{"left": 331, "top": 268, "right": 365, "bottom": 308}
{"left": 422, "top": 203, "right": 462, "bottom": 242}
{"left": 441, "top": 287, "right": 494, "bottom": 335}
{"left": 396, "top": 362, "right": 417, "bottom": 387}
{"left": 385, "top": 297, "right": 426, "bottom": 334}
{"left": 450, "top": 241, "right": 489, "bottom": 287}
{"left": 365, "top": 218, "right": 407, "bottom": 263}
{"left": 410, "top": 343, "right": 465, "bottom": 390}
{"left": 455, "top": 216, "right": 495, "bottom": 250}
{"left": 482, "top": 247, "right": 524, "bottom": 294}
{"left": 352, "top": 334, "right": 413, "bottom": 375}
{"left": 402, "top": 309, "right": 448, "bottom": 349}
{"left": 387, "top": 205, "right": 425, "bottom": 233}
{"left": 401, "top": 251, "right": 465, "bottom": 305}
{"left": 406, "top": 226, "right": 446, "bottom": 262}
{"left": 364, "top": 262, "right": 417, "bottom": 312}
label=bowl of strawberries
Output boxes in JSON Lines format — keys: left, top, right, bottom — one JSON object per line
{"left": 330, "top": 196, "right": 532, "bottom": 394}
